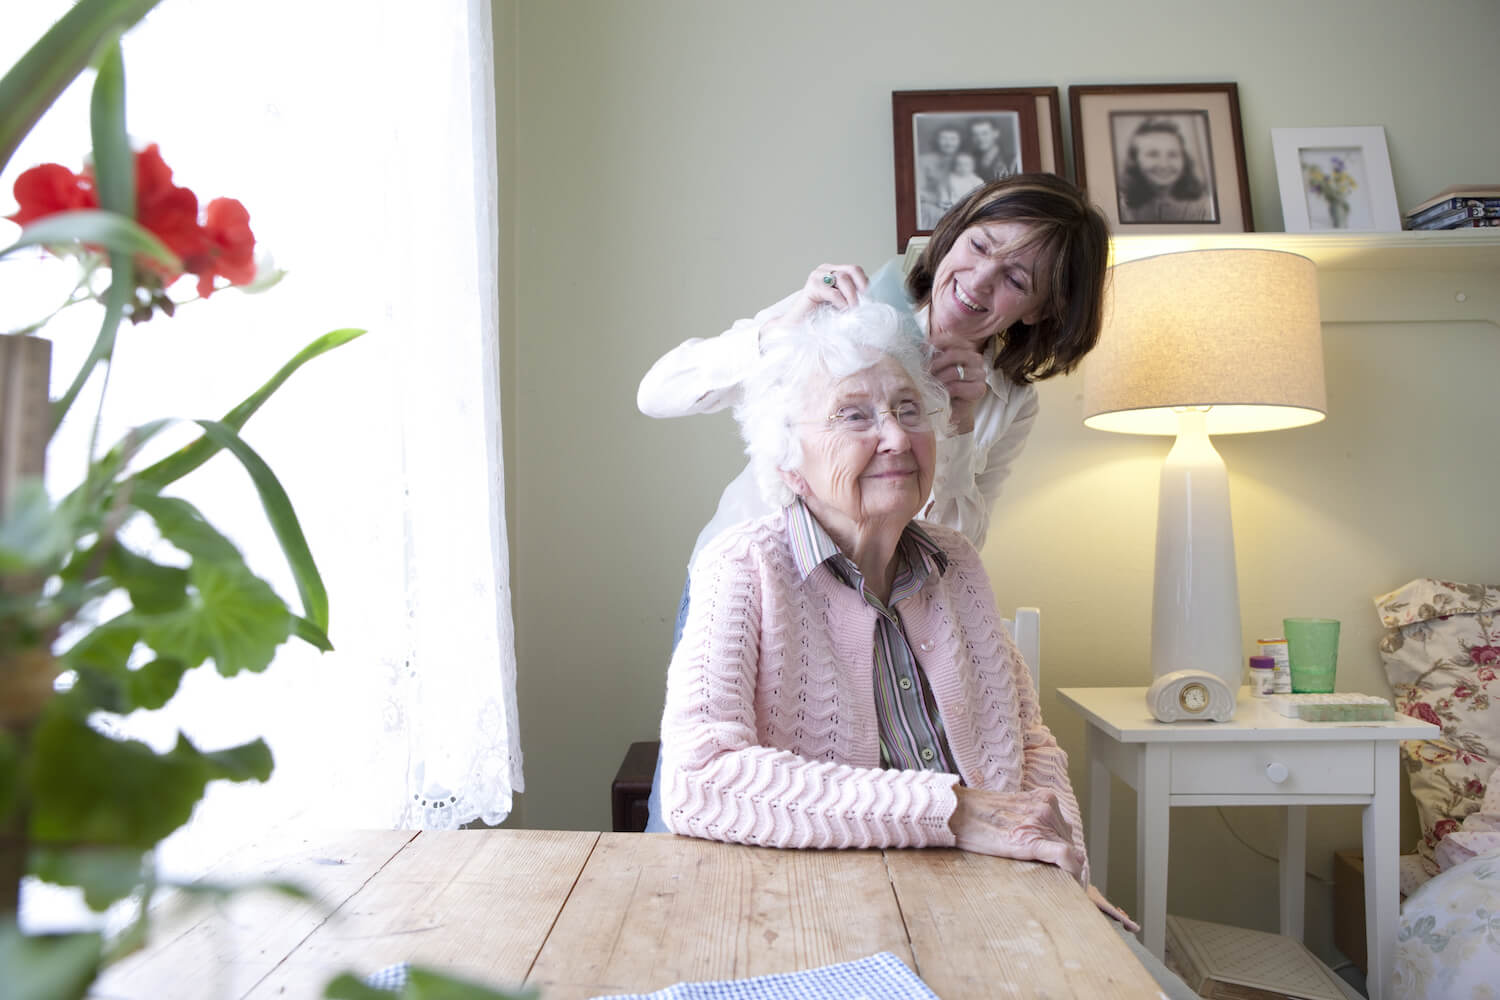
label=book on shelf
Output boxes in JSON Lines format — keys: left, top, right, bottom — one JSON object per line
{"left": 1404, "top": 199, "right": 1500, "bottom": 228}
{"left": 1404, "top": 184, "right": 1500, "bottom": 217}
{"left": 1406, "top": 206, "right": 1500, "bottom": 230}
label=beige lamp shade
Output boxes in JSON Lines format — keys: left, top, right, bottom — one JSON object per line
{"left": 1083, "top": 249, "right": 1327, "bottom": 435}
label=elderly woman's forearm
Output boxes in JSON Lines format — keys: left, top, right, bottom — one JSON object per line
{"left": 660, "top": 745, "right": 962, "bottom": 850}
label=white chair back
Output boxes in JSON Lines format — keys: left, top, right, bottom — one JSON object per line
{"left": 1002, "top": 606, "right": 1041, "bottom": 693}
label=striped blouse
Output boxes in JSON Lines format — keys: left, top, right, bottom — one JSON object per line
{"left": 785, "top": 500, "right": 958, "bottom": 775}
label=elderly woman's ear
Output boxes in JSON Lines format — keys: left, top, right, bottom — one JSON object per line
{"left": 778, "top": 468, "right": 809, "bottom": 498}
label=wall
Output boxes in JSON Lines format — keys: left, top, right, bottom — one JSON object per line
{"left": 498, "top": 0, "right": 1500, "bottom": 963}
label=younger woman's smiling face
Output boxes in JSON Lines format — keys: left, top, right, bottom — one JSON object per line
{"left": 926, "top": 221, "right": 1047, "bottom": 349}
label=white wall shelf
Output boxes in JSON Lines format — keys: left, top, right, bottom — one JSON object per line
{"left": 905, "top": 231, "right": 1500, "bottom": 326}
{"left": 1110, "top": 230, "right": 1500, "bottom": 273}
{"left": 1110, "top": 231, "right": 1500, "bottom": 327}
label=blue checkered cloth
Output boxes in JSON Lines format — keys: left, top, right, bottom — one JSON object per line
{"left": 363, "top": 962, "right": 410, "bottom": 991}
{"left": 587, "top": 952, "right": 939, "bottom": 1000}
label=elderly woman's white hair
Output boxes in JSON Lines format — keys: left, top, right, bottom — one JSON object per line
{"left": 734, "top": 300, "right": 950, "bottom": 507}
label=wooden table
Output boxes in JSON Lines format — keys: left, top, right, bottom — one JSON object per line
{"left": 95, "top": 829, "right": 1163, "bottom": 999}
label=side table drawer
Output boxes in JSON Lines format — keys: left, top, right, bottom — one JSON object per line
{"left": 1170, "top": 741, "right": 1373, "bottom": 796}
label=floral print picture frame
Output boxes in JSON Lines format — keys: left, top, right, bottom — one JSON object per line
{"left": 1272, "top": 125, "right": 1401, "bottom": 233}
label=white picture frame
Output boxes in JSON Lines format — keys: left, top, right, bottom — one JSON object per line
{"left": 1271, "top": 126, "right": 1401, "bottom": 233}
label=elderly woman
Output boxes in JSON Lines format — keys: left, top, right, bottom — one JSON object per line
{"left": 659, "top": 300, "right": 1104, "bottom": 900}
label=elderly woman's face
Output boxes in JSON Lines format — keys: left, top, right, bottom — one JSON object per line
{"left": 786, "top": 357, "right": 937, "bottom": 531}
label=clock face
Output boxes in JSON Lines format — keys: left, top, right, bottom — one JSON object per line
{"left": 1179, "top": 682, "right": 1209, "bottom": 713}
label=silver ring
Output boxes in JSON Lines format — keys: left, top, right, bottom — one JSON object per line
{"left": 822, "top": 272, "right": 836, "bottom": 286}
{"left": 956, "top": 364, "right": 967, "bottom": 382}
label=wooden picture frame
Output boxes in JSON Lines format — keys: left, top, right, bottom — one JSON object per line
{"left": 1271, "top": 126, "right": 1401, "bottom": 233}
{"left": 1069, "top": 83, "right": 1253, "bottom": 234}
{"left": 891, "top": 87, "right": 1064, "bottom": 252}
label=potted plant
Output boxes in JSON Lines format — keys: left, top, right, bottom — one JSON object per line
{"left": 1, "top": 4, "right": 524, "bottom": 997}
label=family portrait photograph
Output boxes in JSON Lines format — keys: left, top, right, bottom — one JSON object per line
{"left": 912, "top": 111, "right": 1022, "bottom": 228}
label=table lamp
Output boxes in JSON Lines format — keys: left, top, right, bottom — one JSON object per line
{"left": 1082, "top": 249, "right": 1326, "bottom": 721}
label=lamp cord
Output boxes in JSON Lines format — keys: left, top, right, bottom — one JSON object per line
{"left": 1216, "top": 807, "right": 1334, "bottom": 887}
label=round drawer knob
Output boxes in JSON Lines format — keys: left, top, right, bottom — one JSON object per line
{"left": 1265, "top": 762, "right": 1289, "bottom": 784}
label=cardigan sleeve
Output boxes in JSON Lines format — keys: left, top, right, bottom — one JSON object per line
{"left": 658, "top": 523, "right": 960, "bottom": 850}
{"left": 1005, "top": 606, "right": 1091, "bottom": 886}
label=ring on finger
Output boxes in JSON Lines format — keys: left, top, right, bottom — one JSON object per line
{"left": 822, "top": 272, "right": 836, "bottom": 286}
{"left": 956, "top": 363, "right": 967, "bottom": 382}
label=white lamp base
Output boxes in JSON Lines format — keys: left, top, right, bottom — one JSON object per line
{"left": 1151, "top": 409, "right": 1243, "bottom": 716}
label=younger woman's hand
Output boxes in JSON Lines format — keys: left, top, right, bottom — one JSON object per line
{"left": 927, "top": 341, "right": 987, "bottom": 435}
{"left": 779, "top": 263, "right": 870, "bottom": 325}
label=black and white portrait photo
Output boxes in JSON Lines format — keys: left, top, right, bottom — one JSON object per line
{"left": 1109, "top": 110, "right": 1219, "bottom": 224}
{"left": 912, "top": 111, "right": 1021, "bottom": 229}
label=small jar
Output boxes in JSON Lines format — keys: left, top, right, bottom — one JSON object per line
{"left": 1248, "top": 655, "right": 1276, "bottom": 697}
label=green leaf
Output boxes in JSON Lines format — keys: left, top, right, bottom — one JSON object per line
{"left": 131, "top": 492, "right": 239, "bottom": 563}
{"left": 89, "top": 42, "right": 133, "bottom": 219}
{"left": 137, "top": 327, "right": 367, "bottom": 489}
{"left": 59, "top": 616, "right": 140, "bottom": 674}
{"left": 29, "top": 707, "right": 273, "bottom": 853}
{"left": 0, "top": 729, "right": 18, "bottom": 824}
{"left": 0, "top": 922, "right": 102, "bottom": 1000}
{"left": 193, "top": 419, "right": 328, "bottom": 631}
{"left": 0, "top": 479, "right": 71, "bottom": 573}
{"left": 292, "top": 615, "right": 334, "bottom": 652}
{"left": 112, "top": 496, "right": 295, "bottom": 677}
{"left": 49, "top": 236, "right": 132, "bottom": 435}
{"left": 105, "top": 544, "right": 190, "bottom": 615}
{"left": 29, "top": 846, "right": 150, "bottom": 910}
{"left": 0, "top": 0, "right": 164, "bottom": 174}
{"left": 140, "top": 561, "right": 292, "bottom": 676}
{"left": 0, "top": 210, "right": 178, "bottom": 270}
{"left": 123, "top": 656, "right": 188, "bottom": 711}
{"left": 46, "top": 24, "right": 144, "bottom": 438}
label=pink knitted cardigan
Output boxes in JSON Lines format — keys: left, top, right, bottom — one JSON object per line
{"left": 659, "top": 507, "right": 1089, "bottom": 881}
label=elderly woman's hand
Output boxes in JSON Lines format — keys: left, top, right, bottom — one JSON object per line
{"left": 949, "top": 785, "right": 1085, "bottom": 881}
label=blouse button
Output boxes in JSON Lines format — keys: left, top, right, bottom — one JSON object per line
{"left": 920, "top": 747, "right": 936, "bottom": 762}
{"left": 898, "top": 677, "right": 913, "bottom": 691}
{"left": 918, "top": 641, "right": 933, "bottom": 652}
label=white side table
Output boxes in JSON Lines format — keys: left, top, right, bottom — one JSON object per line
{"left": 1056, "top": 686, "right": 1438, "bottom": 1000}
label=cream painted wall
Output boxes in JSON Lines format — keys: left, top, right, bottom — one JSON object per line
{"left": 498, "top": 0, "right": 1500, "bottom": 963}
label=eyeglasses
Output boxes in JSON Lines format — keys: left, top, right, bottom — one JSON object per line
{"left": 813, "top": 402, "right": 939, "bottom": 435}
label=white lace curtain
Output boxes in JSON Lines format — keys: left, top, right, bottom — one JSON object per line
{"left": 4, "top": 0, "right": 520, "bottom": 884}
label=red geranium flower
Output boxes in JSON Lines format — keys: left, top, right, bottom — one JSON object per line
{"left": 6, "top": 143, "right": 257, "bottom": 315}
{"left": 130, "top": 143, "right": 206, "bottom": 266}
{"left": 184, "top": 197, "right": 255, "bottom": 298}
{"left": 1406, "top": 702, "right": 1442, "bottom": 727}
{"left": 6, "top": 162, "right": 97, "bottom": 225}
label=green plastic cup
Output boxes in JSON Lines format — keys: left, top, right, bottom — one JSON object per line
{"left": 1283, "top": 617, "right": 1340, "bottom": 693}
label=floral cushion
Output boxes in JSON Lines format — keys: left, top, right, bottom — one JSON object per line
{"left": 1392, "top": 851, "right": 1500, "bottom": 1000}
{"left": 1375, "top": 578, "right": 1500, "bottom": 867}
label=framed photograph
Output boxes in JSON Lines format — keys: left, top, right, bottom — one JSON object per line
{"left": 891, "top": 87, "right": 1064, "bottom": 251}
{"left": 1271, "top": 126, "right": 1401, "bottom": 232}
{"left": 1069, "top": 83, "right": 1253, "bottom": 233}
